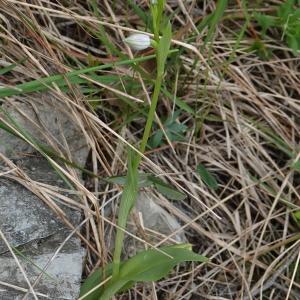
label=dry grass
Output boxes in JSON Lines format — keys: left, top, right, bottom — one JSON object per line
{"left": 1, "top": 0, "right": 300, "bottom": 299}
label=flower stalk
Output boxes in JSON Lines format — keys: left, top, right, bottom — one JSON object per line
{"left": 112, "top": 0, "right": 172, "bottom": 281}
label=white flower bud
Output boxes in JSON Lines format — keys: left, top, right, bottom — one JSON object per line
{"left": 124, "top": 34, "right": 151, "bottom": 51}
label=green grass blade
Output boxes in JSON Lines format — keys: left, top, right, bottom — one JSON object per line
{"left": 127, "top": 0, "right": 149, "bottom": 26}
{"left": 0, "top": 58, "right": 26, "bottom": 75}
{"left": 0, "top": 63, "right": 18, "bottom": 75}
{"left": 0, "top": 74, "right": 122, "bottom": 97}
{"left": 161, "top": 87, "right": 195, "bottom": 115}
{"left": 0, "top": 52, "right": 177, "bottom": 98}
{"left": 203, "top": 0, "right": 228, "bottom": 47}
{"left": 89, "top": 0, "right": 121, "bottom": 57}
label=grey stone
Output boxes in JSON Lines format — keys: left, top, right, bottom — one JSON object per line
{"left": 0, "top": 157, "right": 81, "bottom": 254}
{"left": 0, "top": 94, "right": 89, "bottom": 167}
{"left": 0, "top": 156, "right": 85, "bottom": 299}
{"left": 135, "top": 192, "right": 186, "bottom": 243}
{"left": 0, "top": 233, "right": 85, "bottom": 300}
{"left": 0, "top": 94, "right": 89, "bottom": 300}
{"left": 125, "top": 192, "right": 186, "bottom": 255}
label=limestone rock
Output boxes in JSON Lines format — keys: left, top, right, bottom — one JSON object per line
{"left": 0, "top": 94, "right": 89, "bottom": 298}
{"left": 0, "top": 233, "right": 85, "bottom": 299}
{"left": 0, "top": 154, "right": 86, "bottom": 298}
{"left": 125, "top": 192, "right": 186, "bottom": 255}
{"left": 0, "top": 157, "right": 81, "bottom": 253}
{"left": 0, "top": 94, "right": 89, "bottom": 166}
{"left": 135, "top": 192, "right": 186, "bottom": 243}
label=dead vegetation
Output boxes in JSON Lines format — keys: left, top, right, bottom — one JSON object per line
{"left": 1, "top": 0, "right": 300, "bottom": 299}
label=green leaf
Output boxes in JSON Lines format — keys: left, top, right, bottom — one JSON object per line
{"left": 80, "top": 244, "right": 207, "bottom": 300}
{"left": 292, "top": 210, "right": 300, "bottom": 227}
{"left": 254, "top": 12, "right": 277, "bottom": 36}
{"left": 0, "top": 74, "right": 121, "bottom": 97}
{"left": 149, "top": 110, "right": 188, "bottom": 148}
{"left": 148, "top": 176, "right": 186, "bottom": 200}
{"left": 79, "top": 263, "right": 115, "bottom": 300}
{"left": 278, "top": 0, "right": 294, "bottom": 21}
{"left": 287, "top": 34, "right": 300, "bottom": 55}
{"left": 292, "top": 160, "right": 300, "bottom": 173}
{"left": 250, "top": 39, "right": 272, "bottom": 60}
{"left": 105, "top": 173, "right": 185, "bottom": 201}
{"left": 105, "top": 173, "right": 152, "bottom": 188}
{"left": 167, "top": 122, "right": 187, "bottom": 136}
{"left": 293, "top": 210, "right": 300, "bottom": 220}
{"left": 112, "top": 150, "right": 139, "bottom": 278}
{"left": 99, "top": 244, "right": 207, "bottom": 300}
{"left": 197, "top": 13, "right": 214, "bottom": 33}
{"left": 0, "top": 53, "right": 177, "bottom": 98}
{"left": 149, "top": 130, "right": 163, "bottom": 148}
{"left": 157, "top": 21, "right": 172, "bottom": 76}
{"left": 196, "top": 164, "right": 218, "bottom": 190}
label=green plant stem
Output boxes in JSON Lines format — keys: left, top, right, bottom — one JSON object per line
{"left": 139, "top": 75, "right": 163, "bottom": 157}
{"left": 112, "top": 151, "right": 138, "bottom": 278}
{"left": 111, "top": 0, "right": 169, "bottom": 284}
{"left": 111, "top": 71, "right": 164, "bottom": 281}
{"left": 151, "top": 5, "right": 159, "bottom": 41}
{"left": 111, "top": 47, "right": 166, "bottom": 285}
